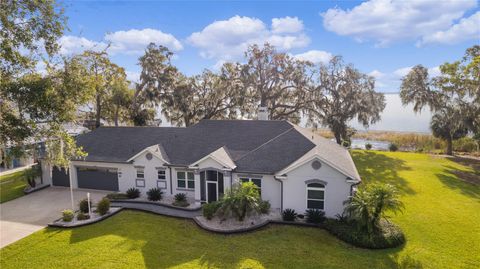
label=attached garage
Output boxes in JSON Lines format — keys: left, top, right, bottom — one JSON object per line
{"left": 76, "top": 167, "right": 119, "bottom": 191}
{"left": 52, "top": 167, "right": 70, "bottom": 187}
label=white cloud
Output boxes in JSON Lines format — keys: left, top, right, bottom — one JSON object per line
{"left": 368, "top": 70, "right": 385, "bottom": 79}
{"left": 57, "top": 28, "right": 181, "bottom": 56}
{"left": 59, "top": 35, "right": 107, "bottom": 55}
{"left": 393, "top": 66, "right": 413, "bottom": 77}
{"left": 188, "top": 15, "right": 310, "bottom": 61}
{"left": 419, "top": 11, "right": 480, "bottom": 46}
{"left": 105, "top": 28, "right": 183, "bottom": 54}
{"left": 294, "top": 50, "right": 332, "bottom": 64}
{"left": 271, "top": 16, "right": 304, "bottom": 33}
{"left": 125, "top": 71, "right": 141, "bottom": 83}
{"left": 322, "top": 0, "right": 477, "bottom": 46}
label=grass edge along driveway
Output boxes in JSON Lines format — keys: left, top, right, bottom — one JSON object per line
{"left": 0, "top": 170, "right": 27, "bottom": 203}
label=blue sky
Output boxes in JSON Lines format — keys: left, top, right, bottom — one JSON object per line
{"left": 59, "top": 0, "right": 480, "bottom": 94}
{"left": 57, "top": 0, "right": 479, "bottom": 132}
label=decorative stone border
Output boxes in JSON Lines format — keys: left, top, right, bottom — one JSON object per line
{"left": 48, "top": 207, "right": 123, "bottom": 228}
{"left": 23, "top": 184, "right": 50, "bottom": 194}
{"left": 193, "top": 216, "right": 271, "bottom": 234}
{"left": 112, "top": 199, "right": 201, "bottom": 211}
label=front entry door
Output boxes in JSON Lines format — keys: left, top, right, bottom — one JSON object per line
{"left": 207, "top": 182, "right": 217, "bottom": 203}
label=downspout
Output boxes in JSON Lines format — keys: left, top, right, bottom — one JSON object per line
{"left": 274, "top": 176, "right": 284, "bottom": 212}
{"left": 169, "top": 167, "right": 173, "bottom": 195}
{"left": 349, "top": 179, "right": 361, "bottom": 196}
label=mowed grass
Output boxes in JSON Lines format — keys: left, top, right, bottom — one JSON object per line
{"left": 0, "top": 170, "right": 26, "bottom": 203}
{"left": 1, "top": 151, "right": 479, "bottom": 268}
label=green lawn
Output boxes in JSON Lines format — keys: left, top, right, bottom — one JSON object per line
{"left": 1, "top": 151, "right": 479, "bottom": 268}
{"left": 0, "top": 170, "right": 27, "bottom": 203}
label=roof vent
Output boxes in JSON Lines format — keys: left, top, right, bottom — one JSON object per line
{"left": 258, "top": 106, "right": 268, "bottom": 120}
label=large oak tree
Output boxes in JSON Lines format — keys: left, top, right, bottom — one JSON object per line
{"left": 308, "top": 56, "right": 386, "bottom": 145}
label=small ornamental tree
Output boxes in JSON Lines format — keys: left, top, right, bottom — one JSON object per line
{"left": 218, "top": 181, "right": 261, "bottom": 221}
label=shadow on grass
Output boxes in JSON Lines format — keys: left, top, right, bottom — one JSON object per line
{"left": 351, "top": 151, "right": 415, "bottom": 195}
{"left": 436, "top": 158, "right": 480, "bottom": 200}
{"left": 40, "top": 210, "right": 414, "bottom": 269}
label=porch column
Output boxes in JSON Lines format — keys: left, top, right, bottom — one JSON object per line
{"left": 193, "top": 170, "right": 201, "bottom": 205}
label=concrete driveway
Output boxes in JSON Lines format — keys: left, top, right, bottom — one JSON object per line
{"left": 0, "top": 187, "right": 110, "bottom": 248}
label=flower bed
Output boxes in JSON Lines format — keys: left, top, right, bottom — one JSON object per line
{"left": 49, "top": 207, "right": 123, "bottom": 228}
{"left": 194, "top": 211, "right": 279, "bottom": 234}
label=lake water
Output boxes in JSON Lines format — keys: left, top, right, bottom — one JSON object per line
{"left": 350, "top": 139, "right": 391, "bottom": 150}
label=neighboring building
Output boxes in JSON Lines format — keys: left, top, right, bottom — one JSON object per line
{"left": 42, "top": 120, "right": 361, "bottom": 217}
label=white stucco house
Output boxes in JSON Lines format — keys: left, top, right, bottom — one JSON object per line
{"left": 42, "top": 120, "right": 361, "bottom": 217}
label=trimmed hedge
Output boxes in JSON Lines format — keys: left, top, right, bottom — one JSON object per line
{"left": 324, "top": 219, "right": 405, "bottom": 249}
{"left": 97, "top": 198, "right": 111, "bottom": 216}
{"left": 79, "top": 198, "right": 93, "bottom": 213}
{"left": 62, "top": 210, "right": 74, "bottom": 222}
{"left": 259, "top": 200, "right": 271, "bottom": 214}
{"left": 106, "top": 193, "right": 129, "bottom": 200}
{"left": 202, "top": 202, "right": 221, "bottom": 220}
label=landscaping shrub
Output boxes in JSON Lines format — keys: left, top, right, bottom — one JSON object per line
{"left": 259, "top": 200, "right": 271, "bottom": 214}
{"left": 62, "top": 210, "right": 74, "bottom": 222}
{"left": 79, "top": 198, "right": 93, "bottom": 213}
{"left": 297, "top": 214, "right": 304, "bottom": 219}
{"left": 306, "top": 209, "right": 326, "bottom": 224}
{"left": 282, "top": 208, "right": 297, "bottom": 221}
{"left": 202, "top": 202, "right": 221, "bottom": 220}
{"left": 96, "top": 197, "right": 110, "bottom": 216}
{"left": 324, "top": 219, "right": 405, "bottom": 249}
{"left": 147, "top": 188, "right": 163, "bottom": 201}
{"left": 126, "top": 187, "right": 141, "bottom": 199}
{"left": 106, "top": 193, "right": 129, "bottom": 200}
{"left": 389, "top": 143, "right": 398, "bottom": 152}
{"left": 365, "top": 143, "right": 372, "bottom": 150}
{"left": 77, "top": 212, "right": 90, "bottom": 221}
{"left": 173, "top": 193, "right": 189, "bottom": 207}
{"left": 217, "top": 182, "right": 261, "bottom": 221}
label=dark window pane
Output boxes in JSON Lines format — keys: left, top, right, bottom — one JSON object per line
{"left": 218, "top": 174, "right": 224, "bottom": 195}
{"left": 240, "top": 178, "right": 249, "bottom": 183}
{"left": 187, "top": 172, "right": 194, "bottom": 180}
{"left": 207, "top": 170, "right": 217, "bottom": 181}
{"left": 308, "top": 190, "right": 324, "bottom": 199}
{"left": 307, "top": 200, "right": 324, "bottom": 209}
{"left": 252, "top": 178, "right": 261, "bottom": 187}
{"left": 187, "top": 180, "right": 194, "bottom": 189}
{"left": 177, "top": 172, "right": 185, "bottom": 180}
{"left": 308, "top": 183, "right": 324, "bottom": 188}
{"left": 178, "top": 180, "right": 185, "bottom": 188}
{"left": 200, "top": 172, "right": 205, "bottom": 201}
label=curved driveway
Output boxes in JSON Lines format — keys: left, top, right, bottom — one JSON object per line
{"left": 0, "top": 187, "right": 110, "bottom": 248}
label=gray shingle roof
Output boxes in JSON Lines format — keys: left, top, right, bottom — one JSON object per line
{"left": 75, "top": 120, "right": 358, "bottom": 177}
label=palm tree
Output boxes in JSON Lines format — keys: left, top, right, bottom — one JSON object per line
{"left": 344, "top": 183, "right": 404, "bottom": 234}
{"left": 218, "top": 181, "right": 261, "bottom": 221}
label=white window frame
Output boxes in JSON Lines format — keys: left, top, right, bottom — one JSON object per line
{"left": 239, "top": 177, "right": 262, "bottom": 196}
{"left": 306, "top": 183, "right": 325, "bottom": 210}
{"left": 157, "top": 180, "right": 167, "bottom": 189}
{"left": 136, "top": 168, "right": 145, "bottom": 187}
{"left": 157, "top": 169, "right": 166, "bottom": 180}
{"left": 177, "top": 171, "right": 194, "bottom": 190}
{"left": 136, "top": 168, "right": 144, "bottom": 179}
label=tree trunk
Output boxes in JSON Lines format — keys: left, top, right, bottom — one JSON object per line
{"left": 114, "top": 106, "right": 119, "bottom": 127}
{"left": 334, "top": 131, "right": 342, "bottom": 145}
{"left": 95, "top": 93, "right": 101, "bottom": 129}
{"left": 446, "top": 137, "right": 453, "bottom": 156}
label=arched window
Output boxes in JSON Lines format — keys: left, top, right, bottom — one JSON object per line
{"left": 307, "top": 182, "right": 325, "bottom": 210}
